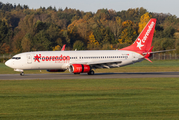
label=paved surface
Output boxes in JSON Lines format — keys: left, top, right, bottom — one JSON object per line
{"left": 0, "top": 72, "right": 179, "bottom": 80}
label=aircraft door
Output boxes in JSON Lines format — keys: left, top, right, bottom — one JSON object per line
{"left": 27, "top": 54, "right": 32, "bottom": 64}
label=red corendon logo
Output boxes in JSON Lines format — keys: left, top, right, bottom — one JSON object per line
{"left": 136, "top": 21, "right": 155, "bottom": 50}
{"left": 34, "top": 54, "right": 70, "bottom": 63}
{"left": 34, "top": 54, "right": 41, "bottom": 62}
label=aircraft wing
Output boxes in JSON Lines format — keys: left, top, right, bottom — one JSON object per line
{"left": 70, "top": 60, "right": 124, "bottom": 69}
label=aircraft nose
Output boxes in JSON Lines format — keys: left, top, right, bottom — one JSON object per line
{"left": 5, "top": 60, "right": 12, "bottom": 68}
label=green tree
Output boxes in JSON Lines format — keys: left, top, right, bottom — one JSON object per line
{"left": 0, "top": 20, "right": 12, "bottom": 53}
{"left": 102, "top": 43, "right": 113, "bottom": 50}
{"left": 21, "top": 33, "right": 31, "bottom": 52}
{"left": 161, "top": 38, "right": 175, "bottom": 50}
{"left": 32, "top": 30, "right": 51, "bottom": 51}
{"left": 73, "top": 40, "right": 85, "bottom": 50}
{"left": 152, "top": 38, "right": 163, "bottom": 51}
{"left": 163, "top": 26, "right": 175, "bottom": 38}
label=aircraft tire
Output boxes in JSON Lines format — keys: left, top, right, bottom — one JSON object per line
{"left": 20, "top": 72, "right": 24, "bottom": 76}
{"left": 88, "top": 70, "right": 94, "bottom": 75}
{"left": 74, "top": 73, "right": 80, "bottom": 75}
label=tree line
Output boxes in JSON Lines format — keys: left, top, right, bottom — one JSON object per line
{"left": 0, "top": 2, "right": 179, "bottom": 54}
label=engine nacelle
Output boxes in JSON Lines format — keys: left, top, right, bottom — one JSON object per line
{"left": 69, "top": 64, "right": 91, "bottom": 73}
{"left": 46, "top": 69, "right": 66, "bottom": 72}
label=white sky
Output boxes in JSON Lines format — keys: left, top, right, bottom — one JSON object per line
{"left": 1, "top": 0, "right": 179, "bottom": 17}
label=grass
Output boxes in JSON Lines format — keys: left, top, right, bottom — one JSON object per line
{"left": 0, "top": 78, "right": 179, "bottom": 119}
{"left": 1, "top": 60, "right": 179, "bottom": 74}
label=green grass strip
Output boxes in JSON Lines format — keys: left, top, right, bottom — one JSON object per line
{"left": 0, "top": 78, "right": 179, "bottom": 119}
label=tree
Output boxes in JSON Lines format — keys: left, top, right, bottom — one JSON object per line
{"left": 1, "top": 43, "right": 10, "bottom": 54}
{"left": 163, "top": 26, "right": 175, "bottom": 38}
{"left": 122, "top": 20, "right": 133, "bottom": 27}
{"left": 33, "top": 20, "right": 48, "bottom": 33}
{"left": 87, "top": 32, "right": 100, "bottom": 50}
{"left": 0, "top": 20, "right": 9, "bottom": 45}
{"left": 32, "top": 30, "right": 51, "bottom": 51}
{"left": 83, "top": 12, "right": 93, "bottom": 21}
{"left": 73, "top": 40, "right": 85, "bottom": 50}
{"left": 21, "top": 33, "right": 31, "bottom": 52}
{"left": 139, "top": 7, "right": 147, "bottom": 17}
{"left": 161, "top": 38, "right": 175, "bottom": 50}
{"left": 152, "top": 38, "right": 163, "bottom": 51}
{"left": 53, "top": 45, "right": 61, "bottom": 51}
{"left": 120, "top": 26, "right": 137, "bottom": 44}
{"left": 102, "top": 43, "right": 113, "bottom": 50}
{"left": 120, "top": 20, "right": 137, "bottom": 44}
{"left": 0, "top": 20, "right": 12, "bottom": 53}
{"left": 108, "top": 17, "right": 122, "bottom": 43}
{"left": 138, "top": 12, "right": 152, "bottom": 33}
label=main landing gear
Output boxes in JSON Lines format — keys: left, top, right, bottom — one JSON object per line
{"left": 20, "top": 72, "right": 24, "bottom": 76}
{"left": 88, "top": 70, "right": 94, "bottom": 75}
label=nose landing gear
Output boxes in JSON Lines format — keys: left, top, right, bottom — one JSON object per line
{"left": 14, "top": 69, "right": 24, "bottom": 76}
{"left": 20, "top": 72, "right": 24, "bottom": 76}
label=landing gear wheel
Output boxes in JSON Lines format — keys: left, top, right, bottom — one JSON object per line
{"left": 88, "top": 70, "right": 94, "bottom": 75}
{"left": 20, "top": 72, "right": 24, "bottom": 76}
{"left": 74, "top": 73, "right": 80, "bottom": 75}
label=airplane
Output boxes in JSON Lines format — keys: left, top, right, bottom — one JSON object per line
{"left": 6, "top": 18, "right": 161, "bottom": 76}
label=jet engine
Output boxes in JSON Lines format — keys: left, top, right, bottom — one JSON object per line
{"left": 69, "top": 64, "right": 91, "bottom": 73}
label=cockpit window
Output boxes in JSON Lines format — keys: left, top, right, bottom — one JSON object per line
{"left": 12, "top": 57, "right": 21, "bottom": 60}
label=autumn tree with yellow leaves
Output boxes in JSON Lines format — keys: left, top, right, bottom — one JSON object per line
{"left": 138, "top": 12, "right": 152, "bottom": 33}
{"left": 119, "top": 20, "right": 137, "bottom": 44}
{"left": 53, "top": 45, "right": 61, "bottom": 51}
{"left": 87, "top": 32, "right": 100, "bottom": 50}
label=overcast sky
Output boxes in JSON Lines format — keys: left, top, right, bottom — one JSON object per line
{"left": 1, "top": 0, "right": 179, "bottom": 17}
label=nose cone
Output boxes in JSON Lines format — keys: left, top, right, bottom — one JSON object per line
{"left": 5, "top": 60, "right": 12, "bottom": 68}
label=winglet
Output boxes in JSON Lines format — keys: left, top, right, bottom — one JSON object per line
{"left": 61, "top": 44, "right": 66, "bottom": 51}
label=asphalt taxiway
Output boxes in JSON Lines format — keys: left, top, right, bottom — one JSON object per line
{"left": 0, "top": 72, "right": 179, "bottom": 80}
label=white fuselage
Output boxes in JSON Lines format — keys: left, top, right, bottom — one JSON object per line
{"left": 5, "top": 50, "right": 144, "bottom": 72}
